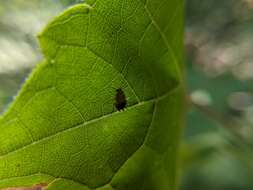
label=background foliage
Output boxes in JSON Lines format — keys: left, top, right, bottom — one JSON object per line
{"left": 184, "top": 0, "right": 253, "bottom": 190}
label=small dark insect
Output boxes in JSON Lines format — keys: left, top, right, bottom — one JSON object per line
{"left": 114, "top": 88, "right": 127, "bottom": 111}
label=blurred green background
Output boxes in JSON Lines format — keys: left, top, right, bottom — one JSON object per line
{"left": 0, "top": 0, "right": 253, "bottom": 190}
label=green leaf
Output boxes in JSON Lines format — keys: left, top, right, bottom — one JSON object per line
{"left": 0, "top": 0, "right": 184, "bottom": 190}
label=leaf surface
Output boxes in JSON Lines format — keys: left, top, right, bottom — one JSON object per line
{"left": 0, "top": 0, "right": 184, "bottom": 189}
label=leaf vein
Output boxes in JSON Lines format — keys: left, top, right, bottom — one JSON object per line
{"left": 0, "top": 87, "right": 178, "bottom": 159}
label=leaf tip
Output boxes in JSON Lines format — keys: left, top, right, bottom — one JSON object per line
{"left": 37, "top": 3, "right": 93, "bottom": 38}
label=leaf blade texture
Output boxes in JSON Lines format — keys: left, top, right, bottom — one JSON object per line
{"left": 0, "top": 0, "right": 184, "bottom": 190}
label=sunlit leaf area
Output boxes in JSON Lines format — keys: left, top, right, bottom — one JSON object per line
{"left": 0, "top": 0, "right": 253, "bottom": 190}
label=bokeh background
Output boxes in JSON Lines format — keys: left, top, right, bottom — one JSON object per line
{"left": 0, "top": 1, "right": 253, "bottom": 190}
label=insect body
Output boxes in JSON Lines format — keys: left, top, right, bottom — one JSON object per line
{"left": 114, "top": 88, "right": 127, "bottom": 111}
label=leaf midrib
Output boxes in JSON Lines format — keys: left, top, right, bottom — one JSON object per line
{"left": 0, "top": 87, "right": 177, "bottom": 160}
